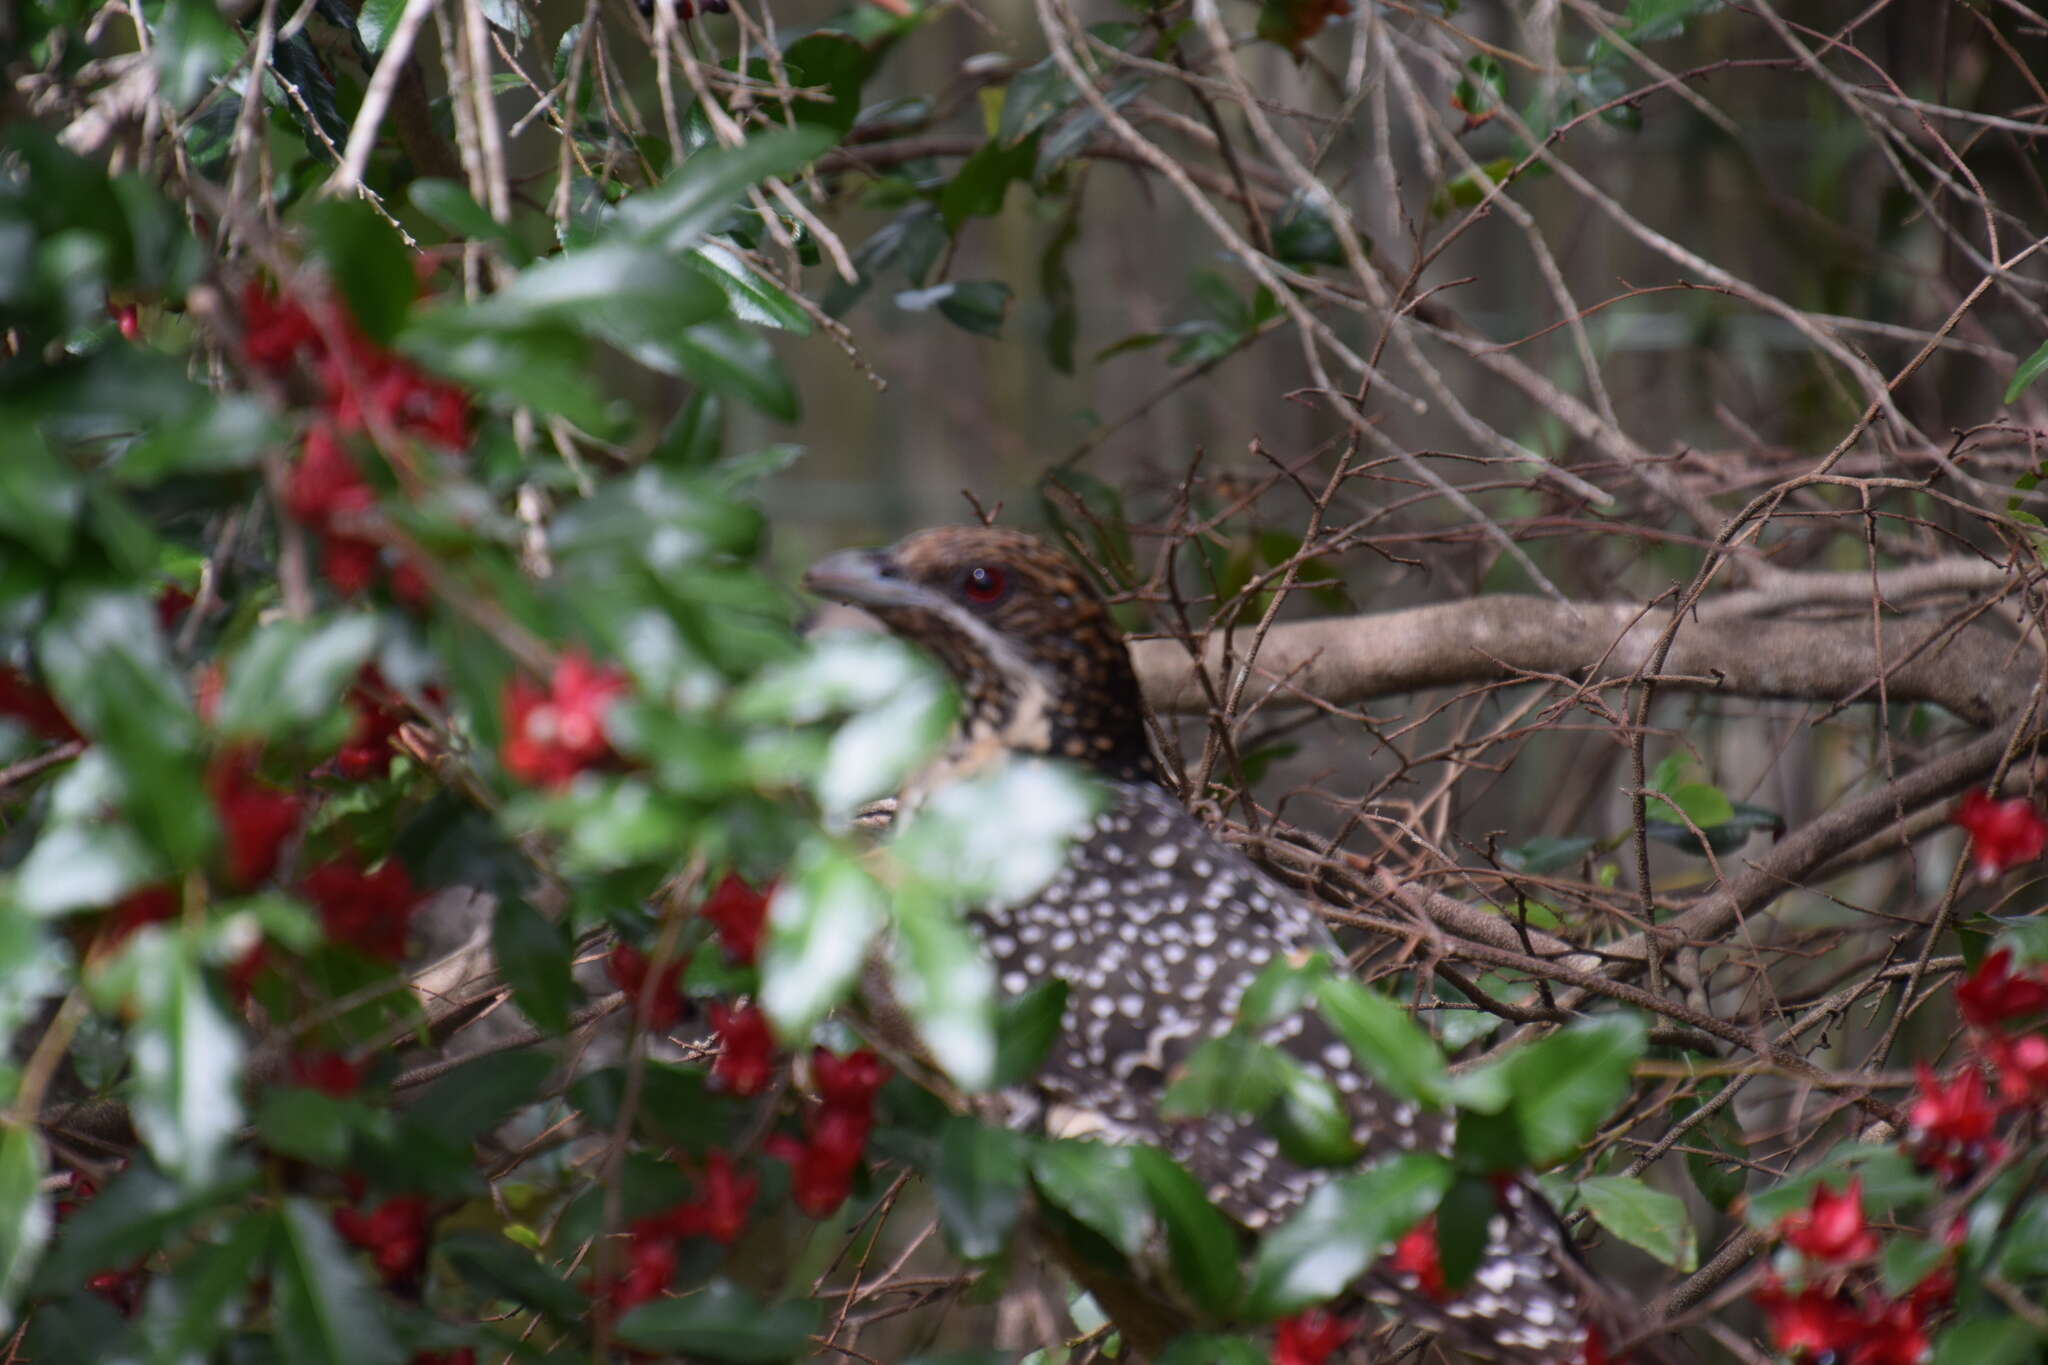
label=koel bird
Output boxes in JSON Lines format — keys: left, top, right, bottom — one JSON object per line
{"left": 805, "top": 525, "right": 1606, "bottom": 1364}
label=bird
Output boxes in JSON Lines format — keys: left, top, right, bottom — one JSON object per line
{"left": 803, "top": 525, "right": 1607, "bottom": 1364}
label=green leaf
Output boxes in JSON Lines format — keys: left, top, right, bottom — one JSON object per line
{"left": 1269, "top": 195, "right": 1348, "bottom": 268}
{"left": 301, "top": 198, "right": 413, "bottom": 344}
{"left": 1647, "top": 781, "right": 1734, "bottom": 829}
{"left": 891, "top": 757, "right": 1099, "bottom": 905}
{"left": 1238, "top": 953, "right": 1325, "bottom": 1030}
{"left": 616, "top": 127, "right": 840, "bottom": 253}
{"left": 1499, "top": 1015, "right": 1647, "bottom": 1167}
{"left": 216, "top": 616, "right": 379, "bottom": 742}
{"left": 115, "top": 394, "right": 282, "bottom": 483}
{"left": 1131, "top": 1147, "right": 1242, "bottom": 1309}
{"left": 254, "top": 1088, "right": 385, "bottom": 1167}
{"left": 938, "top": 136, "right": 1037, "bottom": 232}
{"left": 38, "top": 589, "right": 212, "bottom": 869}
{"left": 1578, "top": 1175, "right": 1695, "bottom": 1271}
{"left": 653, "top": 391, "right": 725, "bottom": 468}
{"left": 1030, "top": 1140, "right": 1154, "bottom": 1258}
{"left": 758, "top": 843, "right": 887, "bottom": 1044}
{"left": 1499, "top": 837, "right": 1594, "bottom": 876}
{"left": 355, "top": 0, "right": 404, "bottom": 50}
{"left": 11, "top": 753, "right": 163, "bottom": 916}
{"left": 961, "top": 987, "right": 1061, "bottom": 1107}
{"left": 0, "top": 1124, "right": 49, "bottom": 1332}
{"left": 407, "top": 180, "right": 531, "bottom": 265}
{"left": 933, "top": 1119, "right": 1029, "bottom": 1260}
{"left": 1263, "top": 1065, "right": 1358, "bottom": 1168}
{"left": 1243, "top": 1152, "right": 1450, "bottom": 1319}
{"left": 894, "top": 281, "right": 1013, "bottom": 337}
{"left": 397, "top": 321, "right": 624, "bottom": 435}
{"left": 2006, "top": 339, "right": 2048, "bottom": 404}
{"left": 889, "top": 889, "right": 997, "bottom": 1090}
{"left": 461, "top": 242, "right": 725, "bottom": 335}
{"left": 1311, "top": 976, "right": 1449, "bottom": 1107}
{"left": 409, "top": 1050, "right": 553, "bottom": 1145}
{"left": 1645, "top": 801, "right": 1783, "bottom": 857}
{"left": 35, "top": 1163, "right": 255, "bottom": 1289}
{"left": 616, "top": 1280, "right": 823, "bottom": 1362}
{"left": 658, "top": 320, "right": 801, "bottom": 422}
{"left": 752, "top": 33, "right": 873, "bottom": 134}
{"left": 1161, "top": 1033, "right": 1289, "bottom": 1119}
{"left": 0, "top": 430, "right": 79, "bottom": 563}
{"left": 1930, "top": 1318, "right": 2046, "bottom": 1365}
{"left": 274, "top": 1198, "right": 403, "bottom": 1365}
{"left": 439, "top": 1232, "right": 586, "bottom": 1325}
{"left": 1743, "top": 1144, "right": 1933, "bottom": 1227}
{"left": 1433, "top": 1173, "right": 1495, "bottom": 1290}
{"left": 491, "top": 897, "right": 574, "bottom": 1034}
{"left": 1155, "top": 1337, "right": 1267, "bottom": 1365}
{"left": 124, "top": 932, "right": 246, "bottom": 1189}
{"left": 154, "top": 0, "right": 239, "bottom": 107}
{"left": 999, "top": 57, "right": 1077, "bottom": 145}
{"left": 143, "top": 1208, "right": 274, "bottom": 1361}
{"left": 687, "top": 244, "right": 812, "bottom": 333}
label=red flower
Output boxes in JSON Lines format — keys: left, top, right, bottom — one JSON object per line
{"left": 241, "top": 281, "right": 319, "bottom": 376}
{"left": 154, "top": 583, "right": 195, "bottom": 632}
{"left": 708, "top": 1002, "right": 777, "bottom": 1097}
{"left": 500, "top": 653, "right": 629, "bottom": 789}
{"left": 208, "top": 750, "right": 303, "bottom": 890}
{"left": 1778, "top": 1178, "right": 1877, "bottom": 1263}
{"left": 700, "top": 873, "right": 771, "bottom": 965}
{"left": 1957, "top": 949, "right": 2048, "bottom": 1031}
{"left": 1851, "top": 1296, "right": 1933, "bottom": 1365}
{"left": 812, "top": 1048, "right": 887, "bottom": 1110}
{"left": 1909, "top": 1065, "right": 1996, "bottom": 1145}
{"left": 1387, "top": 1215, "right": 1447, "bottom": 1301}
{"left": 1272, "top": 1308, "right": 1355, "bottom": 1365}
{"left": 320, "top": 533, "right": 382, "bottom": 597}
{"left": 658, "top": 1151, "right": 758, "bottom": 1246}
{"left": 301, "top": 857, "right": 422, "bottom": 963}
{"left": 411, "top": 1351, "right": 477, "bottom": 1365}
{"left": 105, "top": 885, "right": 178, "bottom": 943}
{"left": 335, "top": 670, "right": 410, "bottom": 779}
{"left": 1983, "top": 1031, "right": 2048, "bottom": 1105}
{"left": 0, "top": 665, "right": 81, "bottom": 742}
{"left": 87, "top": 1267, "right": 145, "bottom": 1315}
{"left": 1952, "top": 791, "right": 2048, "bottom": 880}
{"left": 608, "top": 943, "right": 689, "bottom": 1033}
{"left": 333, "top": 1195, "right": 430, "bottom": 1283}
{"left": 111, "top": 303, "right": 141, "bottom": 342}
{"left": 1908, "top": 1064, "right": 2001, "bottom": 1181}
{"left": 1754, "top": 1277, "right": 1864, "bottom": 1359}
{"left": 290, "top": 1052, "right": 364, "bottom": 1098}
{"left": 284, "top": 422, "right": 374, "bottom": 529}
{"left": 598, "top": 1224, "right": 677, "bottom": 1315}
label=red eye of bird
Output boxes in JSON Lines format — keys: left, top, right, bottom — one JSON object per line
{"left": 961, "top": 565, "right": 1008, "bottom": 605}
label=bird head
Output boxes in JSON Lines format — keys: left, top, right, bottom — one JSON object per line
{"left": 803, "top": 527, "right": 1159, "bottom": 783}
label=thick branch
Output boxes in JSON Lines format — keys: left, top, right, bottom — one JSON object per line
{"left": 1131, "top": 591, "right": 2029, "bottom": 727}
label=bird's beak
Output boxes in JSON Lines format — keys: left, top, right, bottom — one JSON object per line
{"left": 801, "top": 547, "right": 929, "bottom": 610}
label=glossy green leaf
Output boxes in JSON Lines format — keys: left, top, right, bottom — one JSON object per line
{"left": 889, "top": 889, "right": 998, "bottom": 1089}
{"left": 124, "top": 932, "right": 245, "bottom": 1189}
{"left": 0, "top": 430, "right": 79, "bottom": 563}
{"left": 254, "top": 1088, "right": 386, "bottom": 1167}
{"left": 491, "top": 896, "right": 573, "bottom": 1034}
{"left": 154, "top": 0, "right": 239, "bottom": 107}
{"left": 616, "top": 1280, "right": 823, "bottom": 1362}
{"left": 0, "top": 1125, "right": 49, "bottom": 1331}
{"left": 1433, "top": 1173, "right": 1495, "bottom": 1290}
{"left": 758, "top": 843, "right": 887, "bottom": 1043}
{"left": 654, "top": 390, "right": 725, "bottom": 468}
{"left": 398, "top": 321, "right": 624, "bottom": 435}
{"left": 688, "top": 243, "right": 812, "bottom": 333}
{"left": 932, "top": 1118, "right": 1029, "bottom": 1260}
{"left": 1930, "top": 1318, "right": 2045, "bottom": 1365}
{"left": 992, "top": 979, "right": 1069, "bottom": 1087}
{"left": 302, "top": 198, "right": 412, "bottom": 344}
{"left": 143, "top": 1208, "right": 275, "bottom": 1361}
{"left": 407, "top": 180, "right": 530, "bottom": 263}
{"left": 938, "top": 137, "right": 1036, "bottom": 231}
{"left": 1500, "top": 1015, "right": 1646, "bottom": 1167}
{"left": 1155, "top": 1337, "right": 1267, "bottom": 1365}
{"left": 1311, "top": 975, "right": 1449, "bottom": 1107}
{"left": 1030, "top": 1140, "right": 1154, "bottom": 1258}
{"left": 439, "top": 1231, "right": 586, "bottom": 1325}
{"left": 216, "top": 616, "right": 379, "bottom": 742}
{"left": 1161, "top": 1033, "right": 1289, "bottom": 1119}
{"left": 1500, "top": 837, "right": 1595, "bottom": 876}
{"left": 1238, "top": 953, "right": 1324, "bottom": 1030}
{"left": 1647, "top": 781, "right": 1734, "bottom": 831}
{"left": 1743, "top": 1144, "right": 1932, "bottom": 1227}
{"left": 274, "top": 1198, "right": 403, "bottom": 1365}
{"left": 1263, "top": 1064, "right": 1358, "bottom": 1168}
{"left": 657, "top": 320, "right": 800, "bottom": 422}
{"left": 894, "top": 281, "right": 1013, "bottom": 337}
{"left": 616, "top": 127, "right": 840, "bottom": 253}
{"left": 892, "top": 757, "right": 1099, "bottom": 905}
{"left": 1244, "top": 1152, "right": 1450, "bottom": 1319}
{"left": 1578, "top": 1175, "right": 1695, "bottom": 1271}
{"left": 410, "top": 1050, "right": 553, "bottom": 1146}
{"left": 463, "top": 242, "right": 725, "bottom": 335}
{"left": 2006, "top": 339, "right": 2048, "bottom": 404}
{"left": 1131, "top": 1147, "right": 1242, "bottom": 1309}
